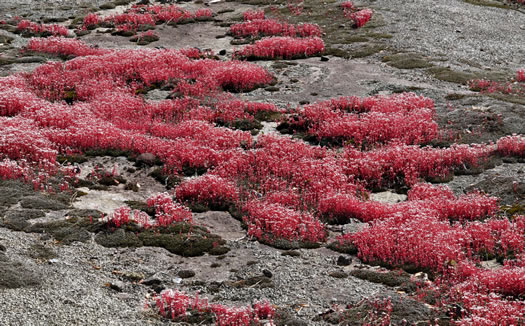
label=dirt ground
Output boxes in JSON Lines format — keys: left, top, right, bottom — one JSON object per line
{"left": 0, "top": 0, "right": 524, "bottom": 325}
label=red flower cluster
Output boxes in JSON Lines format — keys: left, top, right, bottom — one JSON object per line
{"left": 449, "top": 262, "right": 525, "bottom": 324}
{"left": 289, "top": 92, "right": 438, "bottom": 147}
{"left": 26, "top": 37, "right": 109, "bottom": 57}
{"left": 234, "top": 36, "right": 325, "bottom": 60}
{"left": 517, "top": 69, "right": 525, "bottom": 82}
{"left": 176, "top": 175, "right": 239, "bottom": 208}
{"left": 469, "top": 69, "right": 525, "bottom": 95}
{"left": 230, "top": 19, "right": 321, "bottom": 38}
{"left": 156, "top": 290, "right": 274, "bottom": 325}
{"left": 496, "top": 134, "right": 525, "bottom": 158}
{"left": 340, "top": 143, "right": 491, "bottom": 188}
{"left": 340, "top": 3, "right": 373, "bottom": 28}
{"left": 83, "top": 4, "right": 213, "bottom": 32}
{"left": 243, "top": 9, "right": 265, "bottom": 21}
{"left": 243, "top": 199, "right": 327, "bottom": 243}
{"left": 17, "top": 20, "right": 68, "bottom": 37}
{"left": 147, "top": 192, "right": 193, "bottom": 226}
{"left": 350, "top": 9, "right": 373, "bottom": 28}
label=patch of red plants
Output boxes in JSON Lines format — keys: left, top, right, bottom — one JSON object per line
{"left": 234, "top": 36, "right": 325, "bottom": 60}
{"left": 155, "top": 290, "right": 274, "bottom": 325}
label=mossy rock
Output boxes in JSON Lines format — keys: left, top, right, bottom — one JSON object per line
{"left": 20, "top": 195, "right": 69, "bottom": 210}
{"left": 209, "top": 246, "right": 230, "bottom": 256}
{"left": 427, "top": 67, "right": 475, "bottom": 84}
{"left": 99, "top": 2, "right": 116, "bottom": 9}
{"left": 95, "top": 223, "right": 229, "bottom": 257}
{"left": 351, "top": 44, "right": 386, "bottom": 58}
{"left": 0, "top": 209, "right": 45, "bottom": 231}
{"left": 382, "top": 53, "right": 434, "bottom": 69}
{"left": 445, "top": 93, "right": 467, "bottom": 101}
{"left": 318, "top": 294, "right": 440, "bottom": 326}
{"left": 84, "top": 148, "right": 134, "bottom": 158}
{"left": 56, "top": 154, "right": 88, "bottom": 164}
{"left": 26, "top": 216, "right": 102, "bottom": 244}
{"left": 148, "top": 168, "right": 181, "bottom": 189}
{"left": 225, "top": 275, "right": 274, "bottom": 288}
{"left": 327, "top": 241, "right": 358, "bottom": 255}
{"left": 0, "top": 180, "right": 35, "bottom": 206}
{"left": 350, "top": 269, "right": 418, "bottom": 293}
{"left": 258, "top": 235, "right": 321, "bottom": 250}
{"left": 95, "top": 228, "right": 143, "bottom": 248}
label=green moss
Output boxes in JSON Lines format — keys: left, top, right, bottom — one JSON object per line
{"left": 84, "top": 148, "right": 134, "bottom": 158}
{"left": 350, "top": 269, "right": 418, "bottom": 293}
{"left": 113, "top": 0, "right": 132, "bottom": 5}
{"left": 148, "top": 168, "right": 181, "bottom": 189}
{"left": 427, "top": 67, "right": 476, "bottom": 84}
{"left": 502, "top": 204, "right": 525, "bottom": 217}
{"left": 99, "top": 2, "right": 116, "bottom": 9}
{"left": 445, "top": 93, "right": 467, "bottom": 101}
{"left": 324, "top": 47, "right": 351, "bottom": 59}
{"left": 225, "top": 275, "right": 274, "bottom": 288}
{"left": 488, "top": 93, "right": 525, "bottom": 106}
{"left": 56, "top": 154, "right": 88, "bottom": 164}
{"left": 327, "top": 241, "right": 358, "bottom": 255}
{"left": 351, "top": 44, "right": 386, "bottom": 58}
{"left": 26, "top": 216, "right": 100, "bottom": 244}
{"left": 366, "top": 32, "right": 393, "bottom": 39}
{"left": 383, "top": 53, "right": 434, "bottom": 69}
{"left": 20, "top": 195, "right": 69, "bottom": 210}
{"left": 95, "top": 223, "right": 229, "bottom": 257}
{"left": 0, "top": 57, "right": 14, "bottom": 66}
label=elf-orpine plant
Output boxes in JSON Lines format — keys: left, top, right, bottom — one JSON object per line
{"left": 496, "top": 134, "right": 525, "bottom": 158}
{"left": 175, "top": 175, "right": 239, "bottom": 210}
{"left": 230, "top": 19, "right": 321, "bottom": 38}
{"left": 16, "top": 20, "right": 68, "bottom": 37}
{"left": 234, "top": 36, "right": 325, "bottom": 60}
{"left": 517, "top": 69, "right": 525, "bottom": 82}
{"left": 155, "top": 290, "right": 275, "bottom": 325}
{"left": 147, "top": 192, "right": 193, "bottom": 226}
{"left": 26, "top": 37, "right": 109, "bottom": 58}
{"left": 243, "top": 9, "right": 265, "bottom": 21}
{"left": 350, "top": 9, "right": 373, "bottom": 28}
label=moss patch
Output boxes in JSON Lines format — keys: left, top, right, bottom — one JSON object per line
{"left": 350, "top": 269, "right": 418, "bottom": 293}
{"left": 327, "top": 241, "right": 358, "bottom": 255}
{"left": 350, "top": 44, "right": 386, "bottom": 58}
{"left": 382, "top": 53, "right": 433, "bottom": 69}
{"left": 20, "top": 195, "right": 69, "bottom": 210}
{"left": 95, "top": 223, "right": 229, "bottom": 257}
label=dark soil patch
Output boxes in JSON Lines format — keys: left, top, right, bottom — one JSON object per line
{"left": 0, "top": 258, "right": 41, "bottom": 289}
{"left": 28, "top": 243, "right": 57, "bottom": 260}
